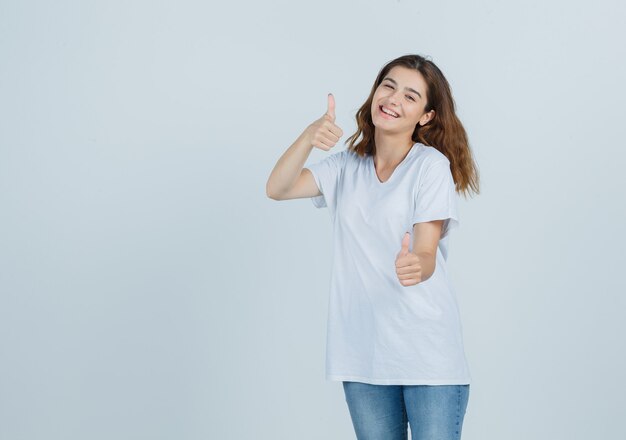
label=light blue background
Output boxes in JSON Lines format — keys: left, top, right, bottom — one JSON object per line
{"left": 1, "top": 0, "right": 625, "bottom": 439}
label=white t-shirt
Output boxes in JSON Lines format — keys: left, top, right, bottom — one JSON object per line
{"left": 305, "top": 142, "right": 471, "bottom": 385}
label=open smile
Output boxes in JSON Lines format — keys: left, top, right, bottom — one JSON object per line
{"left": 379, "top": 105, "right": 400, "bottom": 119}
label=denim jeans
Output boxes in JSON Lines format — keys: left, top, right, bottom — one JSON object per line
{"left": 342, "top": 381, "right": 470, "bottom": 440}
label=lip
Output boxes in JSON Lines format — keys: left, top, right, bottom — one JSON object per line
{"left": 378, "top": 105, "right": 400, "bottom": 119}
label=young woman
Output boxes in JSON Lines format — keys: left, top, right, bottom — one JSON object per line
{"left": 266, "top": 54, "right": 480, "bottom": 440}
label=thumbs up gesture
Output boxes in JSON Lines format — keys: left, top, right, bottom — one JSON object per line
{"left": 395, "top": 232, "right": 423, "bottom": 287}
{"left": 305, "top": 93, "right": 344, "bottom": 151}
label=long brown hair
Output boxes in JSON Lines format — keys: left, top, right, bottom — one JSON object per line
{"left": 345, "top": 54, "right": 480, "bottom": 198}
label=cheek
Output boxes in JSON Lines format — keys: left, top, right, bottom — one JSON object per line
{"left": 374, "top": 86, "right": 390, "bottom": 99}
{"left": 408, "top": 109, "right": 423, "bottom": 123}
{"left": 371, "top": 95, "right": 382, "bottom": 111}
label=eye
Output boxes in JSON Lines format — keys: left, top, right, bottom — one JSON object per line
{"left": 384, "top": 84, "right": 393, "bottom": 89}
{"left": 406, "top": 95, "right": 415, "bottom": 101}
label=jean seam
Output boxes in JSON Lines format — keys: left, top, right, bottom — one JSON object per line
{"left": 403, "top": 396, "right": 408, "bottom": 440}
{"left": 455, "top": 386, "right": 461, "bottom": 439}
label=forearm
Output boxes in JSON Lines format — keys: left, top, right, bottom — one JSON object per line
{"left": 416, "top": 252, "right": 436, "bottom": 282}
{"left": 266, "top": 128, "right": 314, "bottom": 198}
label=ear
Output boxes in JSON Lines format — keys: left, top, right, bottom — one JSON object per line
{"left": 419, "top": 110, "right": 435, "bottom": 126}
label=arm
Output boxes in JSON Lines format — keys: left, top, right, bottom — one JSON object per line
{"left": 266, "top": 93, "right": 343, "bottom": 201}
{"left": 266, "top": 128, "right": 319, "bottom": 200}
{"left": 412, "top": 219, "right": 444, "bottom": 281}
{"left": 395, "top": 219, "right": 443, "bottom": 286}
{"left": 403, "top": 158, "right": 459, "bottom": 283}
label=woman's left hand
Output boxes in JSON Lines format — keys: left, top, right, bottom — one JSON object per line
{"left": 395, "top": 232, "right": 422, "bottom": 286}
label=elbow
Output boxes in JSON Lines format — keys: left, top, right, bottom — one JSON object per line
{"left": 266, "top": 182, "right": 281, "bottom": 200}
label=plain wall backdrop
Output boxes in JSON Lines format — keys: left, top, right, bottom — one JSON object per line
{"left": 1, "top": 0, "right": 625, "bottom": 439}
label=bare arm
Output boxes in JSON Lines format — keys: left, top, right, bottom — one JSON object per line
{"left": 411, "top": 219, "right": 444, "bottom": 281}
{"left": 265, "top": 128, "right": 318, "bottom": 200}
{"left": 266, "top": 93, "right": 343, "bottom": 200}
{"left": 395, "top": 219, "right": 444, "bottom": 286}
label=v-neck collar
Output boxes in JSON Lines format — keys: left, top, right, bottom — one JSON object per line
{"left": 370, "top": 143, "right": 420, "bottom": 185}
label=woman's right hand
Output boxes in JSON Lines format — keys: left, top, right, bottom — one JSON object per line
{"left": 305, "top": 93, "right": 344, "bottom": 151}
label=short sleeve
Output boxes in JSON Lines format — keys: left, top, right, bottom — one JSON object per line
{"left": 304, "top": 150, "right": 346, "bottom": 209}
{"left": 411, "top": 159, "right": 460, "bottom": 239}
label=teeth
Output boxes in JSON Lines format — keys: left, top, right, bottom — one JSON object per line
{"left": 381, "top": 106, "right": 399, "bottom": 117}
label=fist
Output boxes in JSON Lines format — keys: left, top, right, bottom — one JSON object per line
{"left": 395, "top": 232, "right": 422, "bottom": 287}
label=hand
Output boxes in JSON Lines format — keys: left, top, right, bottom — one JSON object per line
{"left": 306, "top": 93, "right": 344, "bottom": 151}
{"left": 395, "top": 232, "right": 423, "bottom": 287}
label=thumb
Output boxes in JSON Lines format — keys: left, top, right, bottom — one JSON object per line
{"left": 326, "top": 93, "right": 336, "bottom": 122}
{"left": 399, "top": 232, "right": 411, "bottom": 256}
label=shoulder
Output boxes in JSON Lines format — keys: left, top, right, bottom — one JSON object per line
{"left": 410, "top": 144, "right": 451, "bottom": 177}
{"left": 310, "top": 148, "right": 350, "bottom": 169}
{"left": 330, "top": 148, "right": 352, "bottom": 162}
{"left": 340, "top": 148, "right": 369, "bottom": 167}
{"left": 418, "top": 144, "right": 450, "bottom": 166}
{"left": 409, "top": 145, "right": 455, "bottom": 191}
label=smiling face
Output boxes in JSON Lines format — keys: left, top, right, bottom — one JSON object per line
{"left": 370, "top": 65, "right": 435, "bottom": 133}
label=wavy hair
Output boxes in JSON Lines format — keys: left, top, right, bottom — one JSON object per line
{"left": 345, "top": 54, "right": 480, "bottom": 198}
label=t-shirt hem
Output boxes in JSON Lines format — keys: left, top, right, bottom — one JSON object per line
{"left": 326, "top": 374, "right": 471, "bottom": 386}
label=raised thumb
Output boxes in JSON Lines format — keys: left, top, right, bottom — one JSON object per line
{"left": 326, "top": 93, "right": 336, "bottom": 121}
{"left": 399, "top": 232, "right": 411, "bottom": 256}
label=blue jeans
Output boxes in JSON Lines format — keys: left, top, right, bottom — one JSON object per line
{"left": 342, "top": 382, "right": 470, "bottom": 440}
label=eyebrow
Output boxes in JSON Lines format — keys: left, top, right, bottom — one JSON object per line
{"left": 382, "top": 77, "right": 422, "bottom": 99}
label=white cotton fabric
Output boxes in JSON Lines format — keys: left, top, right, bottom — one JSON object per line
{"left": 305, "top": 142, "right": 471, "bottom": 385}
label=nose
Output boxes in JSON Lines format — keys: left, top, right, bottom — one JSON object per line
{"left": 386, "top": 90, "right": 402, "bottom": 108}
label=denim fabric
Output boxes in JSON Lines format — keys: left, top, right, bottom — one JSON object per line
{"left": 342, "top": 382, "right": 470, "bottom": 440}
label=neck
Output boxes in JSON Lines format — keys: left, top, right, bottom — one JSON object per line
{"left": 373, "top": 130, "right": 414, "bottom": 165}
